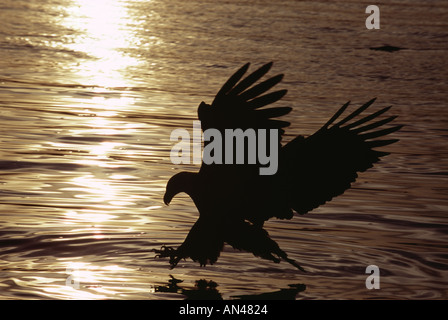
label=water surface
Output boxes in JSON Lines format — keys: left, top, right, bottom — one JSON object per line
{"left": 0, "top": 0, "right": 447, "bottom": 299}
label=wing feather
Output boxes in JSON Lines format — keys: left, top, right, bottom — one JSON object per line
{"left": 247, "top": 90, "right": 288, "bottom": 110}
{"left": 198, "top": 62, "right": 290, "bottom": 135}
{"left": 351, "top": 115, "right": 397, "bottom": 133}
{"left": 280, "top": 99, "right": 400, "bottom": 215}
{"left": 240, "top": 74, "right": 284, "bottom": 101}
{"left": 335, "top": 98, "right": 377, "bottom": 127}
{"left": 229, "top": 62, "right": 273, "bottom": 96}
{"left": 345, "top": 106, "right": 392, "bottom": 129}
{"left": 212, "top": 63, "right": 250, "bottom": 105}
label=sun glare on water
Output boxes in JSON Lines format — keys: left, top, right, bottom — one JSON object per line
{"left": 61, "top": 0, "right": 143, "bottom": 88}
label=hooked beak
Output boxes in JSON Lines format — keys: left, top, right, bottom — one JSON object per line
{"left": 163, "top": 192, "right": 172, "bottom": 206}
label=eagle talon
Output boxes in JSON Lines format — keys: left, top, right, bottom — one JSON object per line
{"left": 153, "top": 245, "right": 183, "bottom": 268}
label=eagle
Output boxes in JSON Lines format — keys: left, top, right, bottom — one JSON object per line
{"left": 154, "top": 62, "right": 401, "bottom": 271}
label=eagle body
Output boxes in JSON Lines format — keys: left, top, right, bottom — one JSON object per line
{"left": 156, "top": 62, "right": 401, "bottom": 271}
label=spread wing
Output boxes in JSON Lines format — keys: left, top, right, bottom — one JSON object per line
{"left": 280, "top": 98, "right": 402, "bottom": 215}
{"left": 197, "top": 62, "right": 291, "bottom": 135}
{"left": 197, "top": 62, "right": 292, "bottom": 179}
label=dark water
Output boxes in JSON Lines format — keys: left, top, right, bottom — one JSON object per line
{"left": 0, "top": 0, "right": 447, "bottom": 299}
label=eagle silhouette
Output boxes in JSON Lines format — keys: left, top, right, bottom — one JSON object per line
{"left": 154, "top": 62, "right": 401, "bottom": 271}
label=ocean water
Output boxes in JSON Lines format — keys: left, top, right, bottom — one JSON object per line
{"left": 0, "top": 0, "right": 447, "bottom": 299}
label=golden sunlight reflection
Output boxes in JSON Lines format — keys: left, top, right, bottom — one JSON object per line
{"left": 63, "top": 210, "right": 116, "bottom": 224}
{"left": 37, "top": 261, "right": 142, "bottom": 299}
{"left": 89, "top": 94, "right": 136, "bottom": 110}
{"left": 61, "top": 0, "right": 143, "bottom": 87}
{"left": 89, "top": 141, "right": 124, "bottom": 159}
{"left": 66, "top": 174, "right": 136, "bottom": 209}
